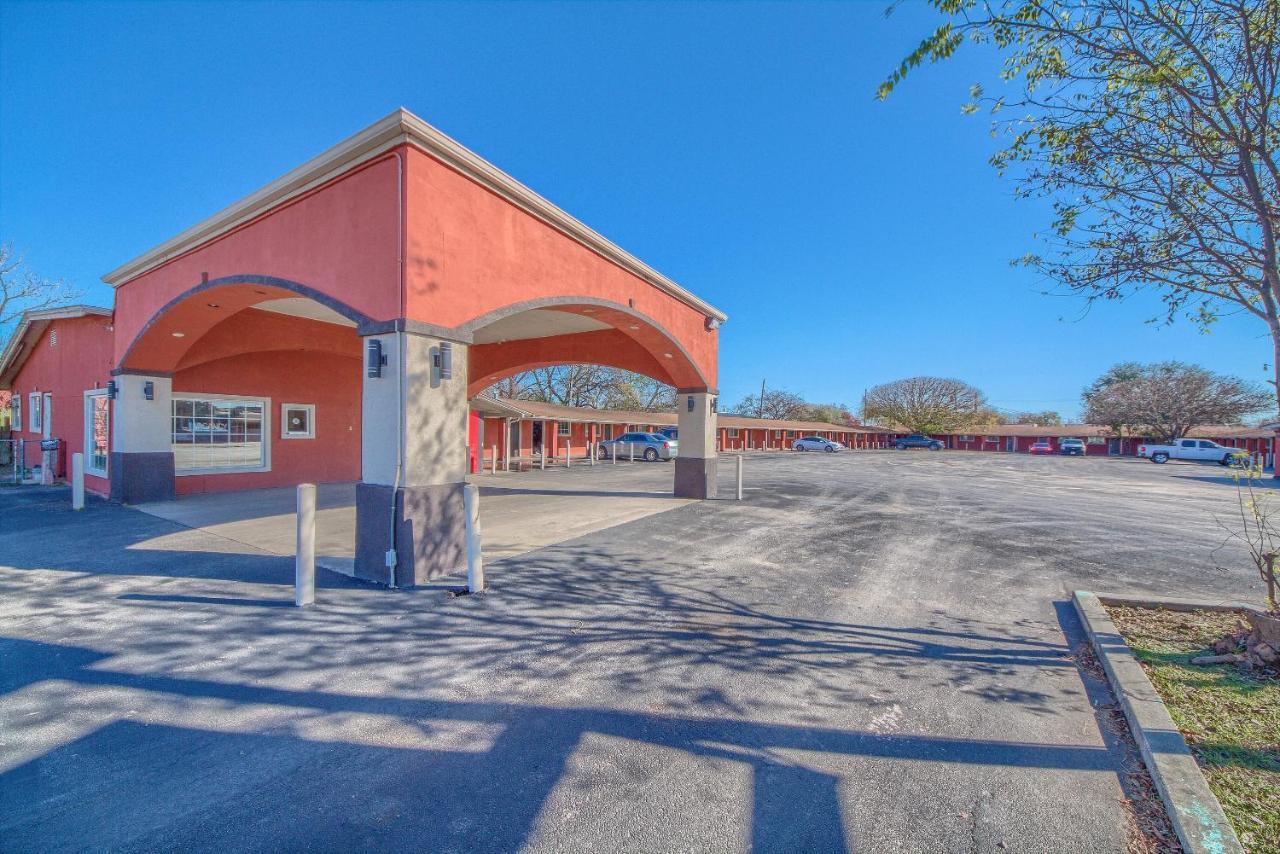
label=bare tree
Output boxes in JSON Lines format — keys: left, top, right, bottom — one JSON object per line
{"left": 485, "top": 366, "right": 675, "bottom": 412}
{"left": 729, "top": 388, "right": 808, "bottom": 420}
{"left": 0, "top": 243, "right": 81, "bottom": 329}
{"left": 1004, "top": 410, "right": 1063, "bottom": 426}
{"left": 882, "top": 1, "right": 1280, "bottom": 411}
{"left": 861, "top": 377, "right": 990, "bottom": 434}
{"left": 1083, "top": 361, "right": 1271, "bottom": 441}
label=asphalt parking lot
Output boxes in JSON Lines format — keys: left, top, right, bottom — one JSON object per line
{"left": 0, "top": 451, "right": 1264, "bottom": 852}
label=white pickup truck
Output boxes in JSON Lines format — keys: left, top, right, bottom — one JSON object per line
{"left": 1137, "top": 438, "right": 1251, "bottom": 465}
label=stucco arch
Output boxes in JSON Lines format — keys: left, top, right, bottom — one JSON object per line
{"left": 461, "top": 297, "right": 712, "bottom": 399}
{"left": 117, "top": 275, "right": 373, "bottom": 374}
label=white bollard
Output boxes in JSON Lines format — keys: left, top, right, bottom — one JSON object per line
{"left": 464, "top": 483, "right": 485, "bottom": 592}
{"left": 630, "top": 443, "right": 635, "bottom": 463}
{"left": 611, "top": 442, "right": 617, "bottom": 464}
{"left": 567, "top": 442, "right": 572, "bottom": 468}
{"left": 295, "top": 483, "right": 316, "bottom": 607}
{"left": 71, "top": 452, "right": 85, "bottom": 510}
{"left": 590, "top": 442, "right": 596, "bottom": 466}
{"left": 491, "top": 445, "right": 498, "bottom": 475}
{"left": 736, "top": 454, "right": 744, "bottom": 501}
{"left": 540, "top": 449, "right": 546, "bottom": 471}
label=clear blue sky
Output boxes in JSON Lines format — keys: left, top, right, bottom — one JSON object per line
{"left": 0, "top": 1, "right": 1265, "bottom": 420}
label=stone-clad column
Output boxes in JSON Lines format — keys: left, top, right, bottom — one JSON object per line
{"left": 109, "top": 373, "right": 175, "bottom": 503}
{"left": 355, "top": 331, "right": 470, "bottom": 586}
{"left": 675, "top": 390, "right": 717, "bottom": 499}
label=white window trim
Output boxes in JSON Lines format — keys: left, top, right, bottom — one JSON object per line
{"left": 280, "top": 402, "right": 316, "bottom": 439}
{"left": 83, "top": 389, "right": 110, "bottom": 477}
{"left": 728, "top": 428, "right": 739, "bottom": 438}
{"left": 28, "top": 392, "right": 41, "bottom": 433}
{"left": 172, "top": 392, "right": 272, "bottom": 476}
{"left": 11, "top": 393, "right": 20, "bottom": 432}
{"left": 557, "top": 420, "right": 571, "bottom": 437}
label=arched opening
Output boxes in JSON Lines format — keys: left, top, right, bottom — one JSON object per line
{"left": 116, "top": 279, "right": 366, "bottom": 498}
{"left": 462, "top": 301, "right": 715, "bottom": 495}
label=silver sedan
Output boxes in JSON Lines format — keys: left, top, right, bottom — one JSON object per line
{"left": 793, "top": 436, "right": 843, "bottom": 453}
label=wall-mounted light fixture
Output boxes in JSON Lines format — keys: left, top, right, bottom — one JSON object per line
{"left": 434, "top": 342, "right": 453, "bottom": 380}
{"left": 687, "top": 396, "right": 695, "bottom": 412}
{"left": 106, "top": 380, "right": 118, "bottom": 399}
{"left": 143, "top": 381, "right": 155, "bottom": 401}
{"left": 366, "top": 339, "right": 386, "bottom": 378}
{"left": 705, "top": 316, "right": 720, "bottom": 331}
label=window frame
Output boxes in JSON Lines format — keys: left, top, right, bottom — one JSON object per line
{"left": 11, "top": 393, "right": 20, "bottom": 431}
{"left": 557, "top": 421, "right": 571, "bottom": 437}
{"left": 172, "top": 392, "right": 272, "bottom": 476}
{"left": 728, "top": 428, "right": 740, "bottom": 438}
{"left": 83, "top": 389, "right": 110, "bottom": 477}
{"left": 28, "top": 392, "right": 41, "bottom": 433}
{"left": 280, "top": 402, "right": 316, "bottom": 440}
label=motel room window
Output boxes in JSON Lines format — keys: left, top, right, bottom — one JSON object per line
{"left": 10, "top": 394, "right": 20, "bottom": 431}
{"left": 958, "top": 435, "right": 975, "bottom": 442}
{"left": 84, "top": 391, "right": 110, "bottom": 476}
{"left": 1087, "top": 436, "right": 1105, "bottom": 445}
{"left": 171, "top": 396, "right": 268, "bottom": 473}
{"left": 281, "top": 403, "right": 315, "bottom": 439}
{"left": 28, "top": 393, "right": 41, "bottom": 433}
{"left": 558, "top": 421, "right": 571, "bottom": 437}
{"left": 728, "top": 428, "right": 739, "bottom": 438}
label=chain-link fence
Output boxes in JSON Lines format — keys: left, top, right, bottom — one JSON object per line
{"left": 0, "top": 438, "right": 62, "bottom": 485}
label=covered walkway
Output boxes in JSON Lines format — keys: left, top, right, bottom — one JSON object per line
{"left": 132, "top": 463, "right": 695, "bottom": 579}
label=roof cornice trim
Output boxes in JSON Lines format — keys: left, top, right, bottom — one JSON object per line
{"left": 101, "top": 108, "right": 727, "bottom": 323}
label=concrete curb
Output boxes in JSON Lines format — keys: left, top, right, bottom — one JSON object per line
{"left": 1072, "top": 590, "right": 1243, "bottom": 854}
{"left": 1096, "top": 592, "right": 1257, "bottom": 615}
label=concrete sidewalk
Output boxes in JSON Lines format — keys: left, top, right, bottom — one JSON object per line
{"left": 132, "top": 462, "right": 694, "bottom": 575}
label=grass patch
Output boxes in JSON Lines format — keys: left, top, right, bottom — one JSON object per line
{"left": 1107, "top": 606, "right": 1280, "bottom": 853}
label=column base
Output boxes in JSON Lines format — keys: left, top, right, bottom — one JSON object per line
{"left": 354, "top": 482, "right": 467, "bottom": 587}
{"left": 674, "top": 456, "right": 717, "bottom": 499}
{"left": 109, "top": 452, "right": 176, "bottom": 504}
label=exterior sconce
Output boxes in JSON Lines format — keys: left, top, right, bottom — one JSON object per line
{"left": 687, "top": 395, "right": 695, "bottom": 412}
{"left": 366, "top": 339, "right": 386, "bottom": 378}
{"left": 434, "top": 342, "right": 453, "bottom": 380}
{"left": 705, "top": 316, "right": 720, "bottom": 331}
{"left": 143, "top": 381, "right": 155, "bottom": 401}
{"left": 106, "top": 380, "right": 118, "bottom": 399}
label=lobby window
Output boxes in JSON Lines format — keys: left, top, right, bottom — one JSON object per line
{"left": 84, "top": 391, "right": 110, "bottom": 476}
{"left": 281, "top": 403, "right": 315, "bottom": 439}
{"left": 10, "top": 394, "right": 20, "bottom": 431}
{"left": 28, "top": 393, "right": 41, "bottom": 433}
{"left": 172, "top": 396, "right": 268, "bottom": 473}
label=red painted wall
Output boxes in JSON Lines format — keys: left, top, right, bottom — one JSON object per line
{"left": 112, "top": 154, "right": 403, "bottom": 367}
{"left": 7, "top": 316, "right": 115, "bottom": 494}
{"left": 403, "top": 146, "right": 718, "bottom": 390}
{"left": 172, "top": 349, "right": 361, "bottom": 494}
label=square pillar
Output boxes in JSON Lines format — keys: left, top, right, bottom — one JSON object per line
{"left": 355, "top": 332, "right": 470, "bottom": 586}
{"left": 109, "top": 374, "right": 175, "bottom": 504}
{"left": 675, "top": 390, "right": 717, "bottom": 499}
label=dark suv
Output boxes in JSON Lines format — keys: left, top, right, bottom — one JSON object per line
{"left": 895, "top": 435, "right": 944, "bottom": 451}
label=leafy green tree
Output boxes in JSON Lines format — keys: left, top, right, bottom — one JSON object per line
{"left": 882, "top": 1, "right": 1280, "bottom": 411}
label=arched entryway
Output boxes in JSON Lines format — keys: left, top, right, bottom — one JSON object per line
{"left": 110, "top": 277, "right": 368, "bottom": 504}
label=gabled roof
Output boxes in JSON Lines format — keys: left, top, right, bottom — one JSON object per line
{"left": 0, "top": 305, "right": 113, "bottom": 388}
{"left": 101, "top": 108, "right": 727, "bottom": 324}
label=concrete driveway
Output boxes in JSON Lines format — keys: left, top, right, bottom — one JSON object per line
{"left": 131, "top": 463, "right": 694, "bottom": 575}
{"left": 0, "top": 452, "right": 1263, "bottom": 852}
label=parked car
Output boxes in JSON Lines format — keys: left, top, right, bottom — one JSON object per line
{"left": 793, "top": 436, "right": 843, "bottom": 453}
{"left": 598, "top": 432, "right": 678, "bottom": 461}
{"left": 895, "top": 435, "right": 943, "bottom": 451}
{"left": 657, "top": 426, "right": 678, "bottom": 440}
{"left": 1029, "top": 441, "right": 1054, "bottom": 455}
{"left": 1138, "top": 438, "right": 1251, "bottom": 466}
{"left": 1058, "top": 438, "right": 1086, "bottom": 456}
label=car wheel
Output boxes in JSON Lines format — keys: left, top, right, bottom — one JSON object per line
{"left": 929, "top": 444, "right": 942, "bottom": 451}
{"left": 643, "top": 447, "right": 659, "bottom": 462}
{"left": 895, "top": 443, "right": 906, "bottom": 451}
{"left": 1151, "top": 452, "right": 1169, "bottom": 464}
{"left": 824, "top": 445, "right": 835, "bottom": 453}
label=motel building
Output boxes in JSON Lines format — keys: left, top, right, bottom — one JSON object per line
{"left": 0, "top": 109, "right": 727, "bottom": 587}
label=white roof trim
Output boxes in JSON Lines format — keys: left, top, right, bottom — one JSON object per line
{"left": 101, "top": 108, "right": 727, "bottom": 323}
{"left": 0, "top": 305, "right": 112, "bottom": 388}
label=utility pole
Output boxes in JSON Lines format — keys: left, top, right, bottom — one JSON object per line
{"left": 758, "top": 378, "right": 767, "bottom": 418}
